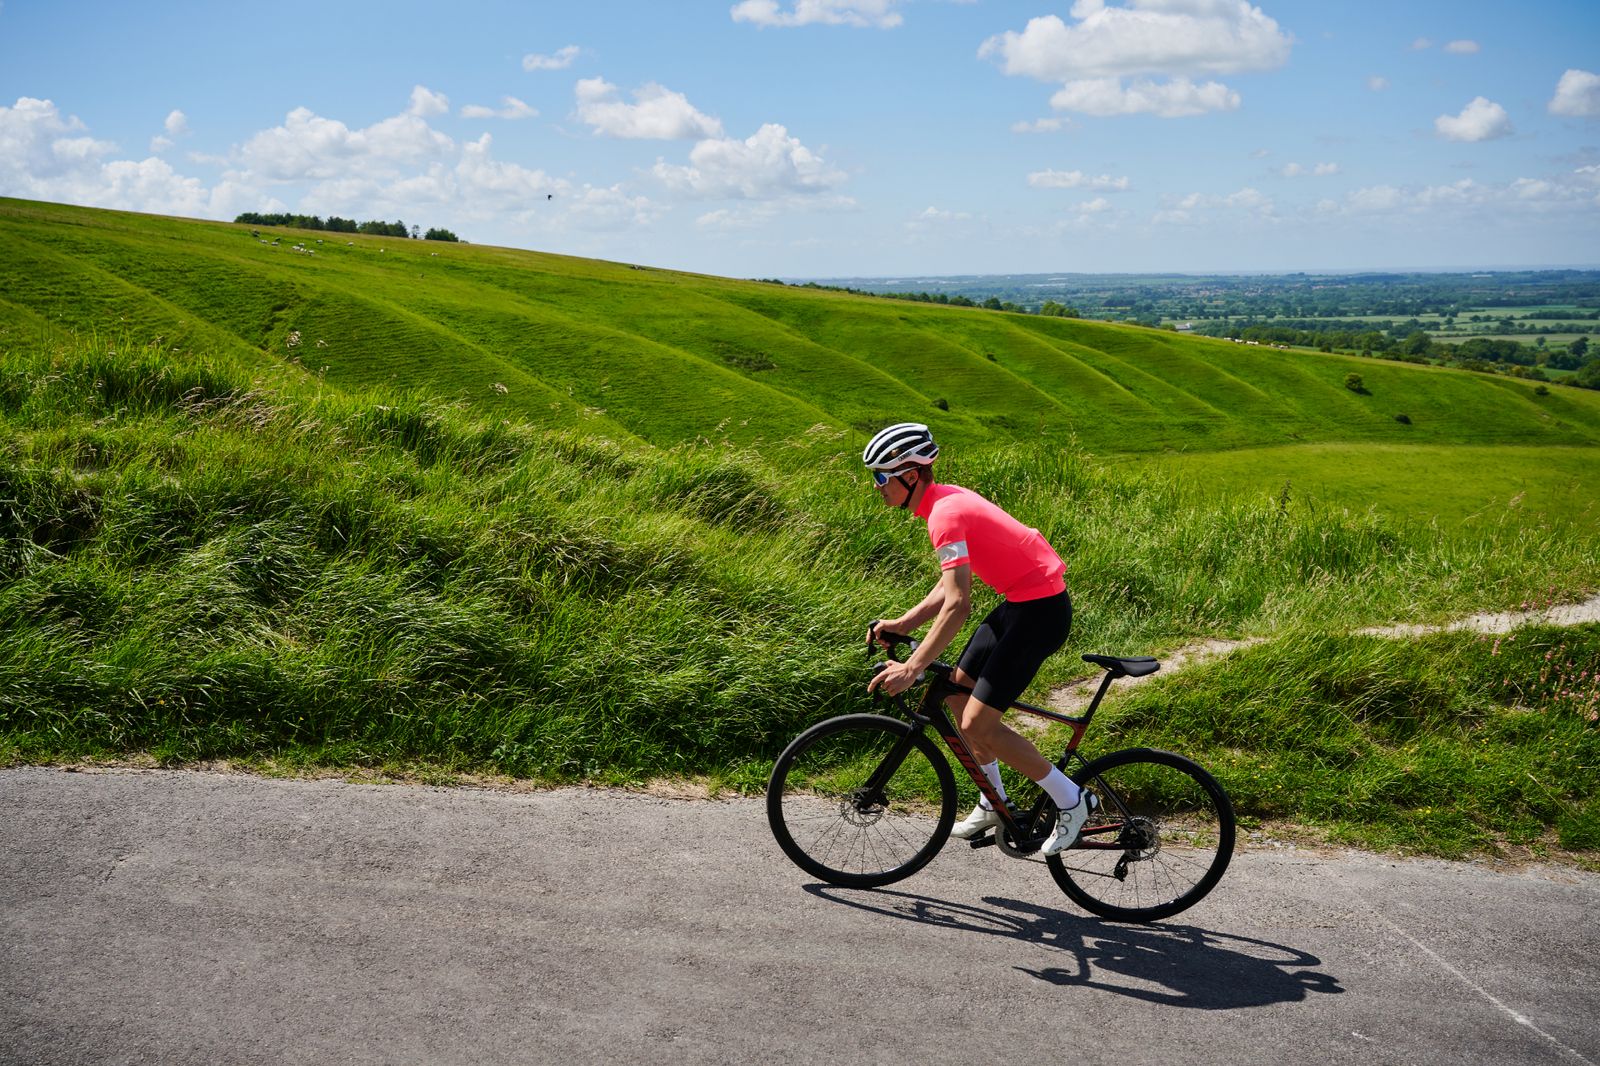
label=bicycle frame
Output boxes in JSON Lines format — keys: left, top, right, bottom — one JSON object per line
{"left": 769, "top": 639, "right": 1231, "bottom": 918}
{"left": 876, "top": 655, "right": 1129, "bottom": 850}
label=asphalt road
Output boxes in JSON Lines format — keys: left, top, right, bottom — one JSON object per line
{"left": 2, "top": 766, "right": 1597, "bottom": 1066}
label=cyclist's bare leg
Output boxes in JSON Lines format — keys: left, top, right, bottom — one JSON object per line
{"left": 944, "top": 668, "right": 996, "bottom": 765}
{"left": 947, "top": 671, "right": 1051, "bottom": 781}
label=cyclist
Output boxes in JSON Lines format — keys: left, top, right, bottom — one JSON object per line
{"left": 862, "top": 422, "right": 1091, "bottom": 855}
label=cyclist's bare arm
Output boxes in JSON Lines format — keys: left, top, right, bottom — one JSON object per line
{"left": 872, "top": 584, "right": 941, "bottom": 646}
{"left": 869, "top": 567, "right": 971, "bottom": 695}
{"left": 906, "top": 566, "right": 971, "bottom": 672}
{"left": 877, "top": 566, "right": 969, "bottom": 642}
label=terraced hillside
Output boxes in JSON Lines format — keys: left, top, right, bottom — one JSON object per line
{"left": 4, "top": 198, "right": 1598, "bottom": 856}
{"left": 6, "top": 197, "right": 1600, "bottom": 473}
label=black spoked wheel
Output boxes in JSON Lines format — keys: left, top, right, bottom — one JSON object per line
{"left": 1047, "top": 747, "right": 1235, "bottom": 922}
{"left": 767, "top": 714, "right": 957, "bottom": 888}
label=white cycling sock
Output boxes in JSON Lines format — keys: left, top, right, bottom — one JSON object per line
{"left": 977, "top": 761, "right": 1007, "bottom": 809}
{"left": 1038, "top": 766, "right": 1082, "bottom": 811}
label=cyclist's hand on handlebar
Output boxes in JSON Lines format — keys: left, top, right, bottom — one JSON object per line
{"left": 867, "top": 620, "right": 911, "bottom": 653}
{"left": 867, "top": 658, "right": 919, "bottom": 697}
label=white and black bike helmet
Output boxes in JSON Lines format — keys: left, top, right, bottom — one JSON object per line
{"left": 862, "top": 422, "right": 939, "bottom": 471}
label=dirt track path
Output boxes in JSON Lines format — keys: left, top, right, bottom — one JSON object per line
{"left": 1047, "top": 592, "right": 1600, "bottom": 714}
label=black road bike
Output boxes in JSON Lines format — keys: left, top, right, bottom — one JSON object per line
{"left": 766, "top": 629, "right": 1235, "bottom": 922}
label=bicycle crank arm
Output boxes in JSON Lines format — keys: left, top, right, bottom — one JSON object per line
{"left": 969, "top": 826, "right": 1047, "bottom": 859}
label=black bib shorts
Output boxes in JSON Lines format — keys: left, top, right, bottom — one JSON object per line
{"left": 955, "top": 590, "right": 1073, "bottom": 711}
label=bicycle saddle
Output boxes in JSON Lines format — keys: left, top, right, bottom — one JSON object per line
{"left": 1081, "top": 654, "right": 1160, "bottom": 678}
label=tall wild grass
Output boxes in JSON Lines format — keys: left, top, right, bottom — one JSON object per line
{"left": 2, "top": 336, "right": 1596, "bottom": 856}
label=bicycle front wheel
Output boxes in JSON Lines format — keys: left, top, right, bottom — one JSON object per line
{"left": 1047, "top": 747, "right": 1235, "bottom": 922}
{"left": 766, "top": 714, "right": 957, "bottom": 888}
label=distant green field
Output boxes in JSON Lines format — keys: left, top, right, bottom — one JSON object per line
{"left": 1433, "top": 333, "right": 1590, "bottom": 346}
{"left": 1123, "top": 443, "right": 1599, "bottom": 528}
{"left": 1464, "top": 305, "right": 1591, "bottom": 317}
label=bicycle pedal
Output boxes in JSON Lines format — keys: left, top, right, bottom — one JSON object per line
{"left": 968, "top": 830, "right": 998, "bottom": 849}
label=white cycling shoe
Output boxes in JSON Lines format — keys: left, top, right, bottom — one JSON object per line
{"left": 1041, "top": 792, "right": 1098, "bottom": 856}
{"left": 949, "top": 802, "right": 1003, "bottom": 839}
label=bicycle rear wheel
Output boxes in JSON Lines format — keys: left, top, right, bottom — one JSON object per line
{"left": 1047, "top": 747, "right": 1234, "bottom": 922}
{"left": 767, "top": 714, "right": 957, "bottom": 888}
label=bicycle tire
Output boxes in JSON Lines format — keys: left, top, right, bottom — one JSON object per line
{"left": 1046, "top": 747, "right": 1235, "bottom": 922}
{"left": 767, "top": 714, "right": 957, "bottom": 888}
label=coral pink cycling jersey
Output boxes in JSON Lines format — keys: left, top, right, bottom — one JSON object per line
{"left": 913, "top": 483, "right": 1066, "bottom": 602}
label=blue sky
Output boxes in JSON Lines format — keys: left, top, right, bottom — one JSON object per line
{"left": 3, "top": 1, "right": 1598, "bottom": 278}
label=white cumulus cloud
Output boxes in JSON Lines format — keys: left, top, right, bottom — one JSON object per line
{"left": 1435, "top": 96, "right": 1512, "bottom": 142}
{"left": 652, "top": 123, "right": 846, "bottom": 199}
{"left": 981, "top": 1, "right": 1287, "bottom": 120}
{"left": 0, "top": 96, "right": 225, "bottom": 217}
{"left": 1050, "top": 76, "right": 1240, "bottom": 117}
{"left": 1278, "top": 161, "right": 1339, "bottom": 177}
{"left": 461, "top": 96, "right": 539, "bottom": 120}
{"left": 562, "top": 183, "right": 665, "bottom": 231}
{"left": 238, "top": 105, "right": 455, "bottom": 181}
{"left": 575, "top": 78, "right": 723, "bottom": 140}
{"left": 1548, "top": 69, "right": 1600, "bottom": 117}
{"left": 1443, "top": 39, "right": 1480, "bottom": 55}
{"left": 731, "top": 0, "right": 903, "bottom": 29}
{"left": 1158, "top": 185, "right": 1274, "bottom": 222}
{"left": 0, "top": 92, "right": 679, "bottom": 243}
{"left": 1027, "top": 169, "right": 1129, "bottom": 190}
{"left": 407, "top": 85, "right": 450, "bottom": 117}
{"left": 980, "top": 2, "right": 1292, "bottom": 80}
{"left": 523, "top": 45, "right": 581, "bottom": 71}
{"left": 150, "top": 108, "right": 190, "bottom": 153}
{"left": 1366, "top": 75, "right": 1389, "bottom": 92}
{"left": 1322, "top": 175, "right": 1599, "bottom": 216}
{"left": 1011, "top": 117, "right": 1071, "bottom": 133}
{"left": 453, "top": 133, "right": 563, "bottom": 204}
{"left": 1348, "top": 184, "right": 1405, "bottom": 211}
{"left": 698, "top": 205, "right": 775, "bottom": 231}
{"left": 905, "top": 205, "right": 974, "bottom": 232}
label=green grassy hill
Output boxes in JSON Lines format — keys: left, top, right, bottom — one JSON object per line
{"left": 2, "top": 338, "right": 1595, "bottom": 856}
{"left": 6, "top": 197, "right": 1600, "bottom": 510}
{"left": 3, "top": 197, "right": 1597, "bottom": 858}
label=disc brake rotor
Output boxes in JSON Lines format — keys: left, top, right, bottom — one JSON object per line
{"left": 840, "top": 790, "right": 886, "bottom": 827}
{"left": 1121, "top": 816, "right": 1162, "bottom": 861}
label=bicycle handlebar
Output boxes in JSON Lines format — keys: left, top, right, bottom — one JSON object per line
{"left": 866, "top": 622, "right": 944, "bottom": 704}
{"left": 867, "top": 620, "right": 918, "bottom": 661}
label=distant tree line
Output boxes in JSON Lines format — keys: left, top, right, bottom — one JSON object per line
{"left": 759, "top": 270, "right": 1600, "bottom": 388}
{"left": 1206, "top": 321, "right": 1598, "bottom": 389}
{"left": 795, "top": 270, "right": 1600, "bottom": 326}
{"left": 777, "top": 281, "right": 1082, "bottom": 318}
{"left": 235, "top": 213, "right": 460, "bottom": 241}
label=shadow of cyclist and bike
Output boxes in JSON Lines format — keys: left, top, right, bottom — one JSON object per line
{"left": 805, "top": 885, "right": 1343, "bottom": 1010}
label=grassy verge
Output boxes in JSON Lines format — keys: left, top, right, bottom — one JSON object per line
{"left": 1063, "top": 625, "right": 1600, "bottom": 862}
{"left": 2, "top": 336, "right": 1597, "bottom": 858}
{"left": 1123, "top": 442, "right": 1599, "bottom": 528}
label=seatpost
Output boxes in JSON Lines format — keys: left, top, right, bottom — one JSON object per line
{"left": 1079, "top": 668, "right": 1121, "bottom": 725}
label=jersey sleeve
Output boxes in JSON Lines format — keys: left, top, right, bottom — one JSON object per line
{"left": 927, "top": 504, "right": 970, "bottom": 571}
